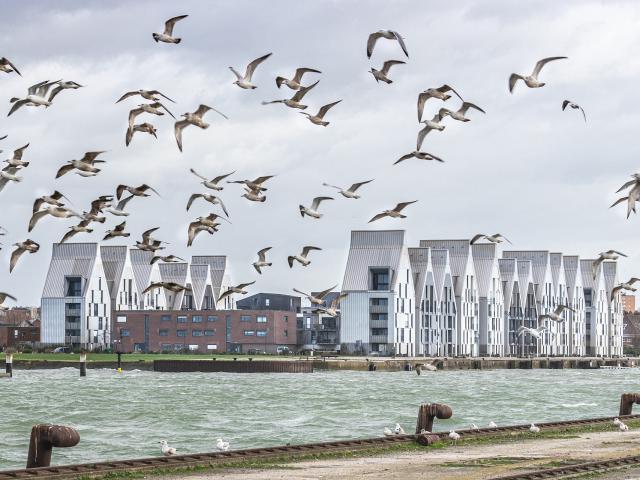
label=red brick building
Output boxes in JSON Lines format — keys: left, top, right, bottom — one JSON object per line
{"left": 112, "top": 310, "right": 296, "bottom": 354}
{"left": 0, "top": 320, "right": 41, "bottom": 349}
{"left": 622, "top": 294, "right": 636, "bottom": 313}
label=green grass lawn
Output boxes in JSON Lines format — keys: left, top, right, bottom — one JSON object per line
{"left": 12, "top": 352, "right": 291, "bottom": 362}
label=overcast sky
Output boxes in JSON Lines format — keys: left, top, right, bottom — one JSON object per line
{"left": 2, "top": 0, "right": 640, "bottom": 306}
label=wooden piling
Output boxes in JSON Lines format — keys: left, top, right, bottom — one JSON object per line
{"left": 79, "top": 352, "right": 87, "bottom": 377}
{"left": 5, "top": 351, "right": 13, "bottom": 378}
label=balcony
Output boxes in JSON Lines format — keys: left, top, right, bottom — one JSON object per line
{"left": 369, "top": 319, "right": 388, "bottom": 329}
{"left": 370, "top": 334, "right": 388, "bottom": 343}
{"left": 369, "top": 305, "right": 388, "bottom": 314}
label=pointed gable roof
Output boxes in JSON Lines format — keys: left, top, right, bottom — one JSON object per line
{"left": 419, "top": 240, "right": 474, "bottom": 296}
{"left": 563, "top": 255, "right": 582, "bottom": 301}
{"left": 408, "top": 247, "right": 431, "bottom": 306}
{"left": 498, "top": 258, "right": 516, "bottom": 311}
{"left": 100, "top": 245, "right": 128, "bottom": 298}
{"left": 503, "top": 251, "right": 550, "bottom": 302}
{"left": 191, "top": 255, "right": 228, "bottom": 300}
{"left": 430, "top": 249, "right": 452, "bottom": 301}
{"left": 42, "top": 243, "right": 99, "bottom": 298}
{"left": 471, "top": 243, "right": 499, "bottom": 298}
{"left": 129, "top": 248, "right": 155, "bottom": 297}
{"left": 517, "top": 260, "right": 534, "bottom": 304}
{"left": 602, "top": 261, "right": 619, "bottom": 304}
{"left": 549, "top": 252, "right": 564, "bottom": 292}
{"left": 189, "top": 264, "right": 212, "bottom": 309}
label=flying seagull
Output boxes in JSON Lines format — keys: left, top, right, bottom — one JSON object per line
{"left": 439, "top": 102, "right": 485, "bottom": 122}
{"left": 8, "top": 80, "right": 59, "bottom": 116}
{"left": 128, "top": 102, "right": 175, "bottom": 127}
{"left": 242, "top": 187, "right": 266, "bottom": 203}
{"left": 104, "top": 194, "right": 135, "bottom": 216}
{"left": 4, "top": 143, "right": 30, "bottom": 168}
{"left": 508, "top": 57, "right": 568, "bottom": 93}
{"left": 470, "top": 233, "right": 512, "bottom": 245}
{"left": 60, "top": 220, "right": 93, "bottom": 243}
{"left": 174, "top": 104, "right": 228, "bottom": 152}
{"left": 610, "top": 189, "right": 640, "bottom": 219}
{"left": 116, "top": 184, "right": 160, "bottom": 200}
{"left": 252, "top": 247, "right": 273, "bottom": 274}
{"left": 593, "top": 250, "right": 627, "bottom": 278}
{"left": 33, "top": 191, "right": 70, "bottom": 213}
{"left": 562, "top": 100, "right": 586, "bottom": 122}
{"left": 538, "top": 305, "right": 574, "bottom": 323}
{"left": 186, "top": 193, "right": 229, "bottom": 216}
{"left": 153, "top": 15, "right": 188, "bottom": 44}
{"left": 103, "top": 221, "right": 129, "bottom": 241}
{"left": 28, "top": 206, "right": 83, "bottom": 232}
{"left": 217, "top": 282, "right": 256, "bottom": 304}
{"left": 417, "top": 85, "right": 463, "bottom": 122}
{"left": 300, "top": 100, "right": 342, "bottom": 126}
{"left": 150, "top": 254, "right": 185, "bottom": 265}
{"left": 369, "top": 201, "right": 417, "bottom": 223}
{"left": 370, "top": 60, "right": 405, "bottom": 84}
{"left": 144, "top": 282, "right": 189, "bottom": 295}
{"left": 126, "top": 122, "right": 157, "bottom": 146}
{"left": 0, "top": 292, "right": 17, "bottom": 311}
{"left": 517, "top": 325, "right": 547, "bottom": 339}
{"left": 229, "top": 175, "right": 274, "bottom": 192}
{"left": 313, "top": 293, "right": 347, "bottom": 317}
{"left": 116, "top": 90, "right": 175, "bottom": 104}
{"left": 322, "top": 179, "right": 373, "bottom": 199}
{"left": 186, "top": 214, "right": 229, "bottom": 246}
{"left": 611, "top": 278, "right": 640, "bottom": 300}
{"left": 56, "top": 151, "right": 106, "bottom": 178}
{"left": 417, "top": 114, "right": 446, "bottom": 150}
{"left": 0, "top": 57, "right": 21, "bottom": 76}
{"left": 10, "top": 239, "right": 39, "bottom": 273}
{"left": 276, "top": 67, "right": 321, "bottom": 90}
{"left": 299, "top": 196, "right": 333, "bottom": 219}
{"left": 394, "top": 151, "right": 444, "bottom": 165}
{"left": 190, "top": 168, "right": 235, "bottom": 191}
{"left": 230, "top": 53, "right": 272, "bottom": 89}
{"left": 288, "top": 246, "right": 321, "bottom": 268}
{"left": 262, "top": 80, "right": 319, "bottom": 110}
{"left": 48, "top": 81, "right": 83, "bottom": 102}
{"left": 292, "top": 285, "right": 337, "bottom": 306}
{"left": 366, "top": 30, "right": 408, "bottom": 58}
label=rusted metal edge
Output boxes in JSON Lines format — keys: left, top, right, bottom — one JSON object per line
{"left": 490, "top": 454, "right": 640, "bottom": 479}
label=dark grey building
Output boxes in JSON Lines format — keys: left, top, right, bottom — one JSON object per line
{"left": 237, "top": 293, "right": 301, "bottom": 313}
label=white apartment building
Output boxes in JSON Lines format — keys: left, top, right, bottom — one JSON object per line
{"left": 602, "top": 262, "right": 624, "bottom": 357}
{"left": 472, "top": 243, "right": 505, "bottom": 356}
{"left": 563, "top": 256, "right": 586, "bottom": 356}
{"left": 581, "top": 259, "right": 610, "bottom": 357}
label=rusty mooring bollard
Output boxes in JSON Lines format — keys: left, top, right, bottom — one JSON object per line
{"left": 619, "top": 393, "right": 640, "bottom": 416}
{"left": 5, "top": 351, "right": 13, "bottom": 377}
{"left": 416, "top": 403, "right": 453, "bottom": 434}
{"left": 26, "top": 424, "right": 80, "bottom": 468}
{"left": 79, "top": 352, "right": 87, "bottom": 377}
{"left": 416, "top": 433, "right": 441, "bottom": 446}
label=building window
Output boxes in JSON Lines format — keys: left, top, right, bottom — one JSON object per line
{"left": 284, "top": 329, "right": 288, "bottom": 337}
{"left": 161, "top": 343, "right": 172, "bottom": 352}
{"left": 284, "top": 315, "right": 288, "bottom": 323}
{"left": 265, "top": 298, "right": 270, "bottom": 307}
{"left": 192, "top": 330, "right": 204, "bottom": 337}
{"left": 176, "top": 329, "right": 187, "bottom": 337}
{"left": 120, "top": 329, "right": 130, "bottom": 337}
{"left": 207, "top": 344, "right": 218, "bottom": 350}
{"left": 371, "top": 328, "right": 388, "bottom": 336}
{"left": 159, "top": 329, "right": 169, "bottom": 337}
{"left": 192, "top": 315, "right": 203, "bottom": 323}
{"left": 256, "top": 315, "right": 267, "bottom": 323}
{"left": 204, "top": 329, "right": 216, "bottom": 336}
{"left": 207, "top": 315, "right": 218, "bottom": 322}
{"left": 256, "top": 330, "right": 267, "bottom": 337}
{"left": 116, "top": 315, "right": 127, "bottom": 323}
{"left": 370, "top": 313, "right": 388, "bottom": 321}
{"left": 65, "top": 277, "right": 82, "bottom": 297}
{"left": 177, "top": 316, "right": 187, "bottom": 323}
{"left": 240, "top": 315, "right": 252, "bottom": 322}
{"left": 161, "top": 315, "right": 172, "bottom": 322}
{"left": 371, "top": 298, "right": 388, "bottom": 306}
{"left": 244, "top": 330, "right": 255, "bottom": 336}
{"left": 370, "top": 268, "right": 390, "bottom": 291}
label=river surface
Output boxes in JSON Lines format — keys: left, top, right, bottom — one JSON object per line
{"left": 0, "top": 368, "right": 637, "bottom": 469}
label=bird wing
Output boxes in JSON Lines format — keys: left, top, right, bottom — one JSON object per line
{"left": 141, "top": 184, "right": 161, "bottom": 196}
{"left": 331, "top": 293, "right": 348, "bottom": 309}
{"left": 60, "top": 228, "right": 79, "bottom": 244}
{"left": 390, "top": 31, "right": 409, "bottom": 57}
{"left": 189, "top": 168, "right": 209, "bottom": 182}
{"left": 349, "top": 179, "right": 374, "bottom": 192}
{"left": 28, "top": 210, "right": 49, "bottom": 232}
{"left": 8, "top": 99, "right": 29, "bottom": 117}
{"left": 32, "top": 198, "right": 44, "bottom": 213}
{"left": 394, "top": 152, "right": 415, "bottom": 165}
{"left": 579, "top": 106, "right": 586, "bottom": 122}
{"left": 292, "top": 67, "right": 322, "bottom": 83}
{"left": 0, "top": 292, "right": 17, "bottom": 303}
{"left": 494, "top": 233, "right": 513, "bottom": 244}
{"left": 216, "top": 289, "right": 233, "bottom": 304}
{"left": 217, "top": 197, "right": 229, "bottom": 217}
{"left": 287, "top": 256, "right": 295, "bottom": 268}
{"left": 196, "top": 103, "right": 228, "bottom": 120}
{"left": 562, "top": 100, "right": 570, "bottom": 111}
{"left": 142, "top": 282, "right": 161, "bottom": 295}
{"left": 257, "top": 247, "right": 271, "bottom": 261}
{"left": 301, "top": 246, "right": 321, "bottom": 257}
{"left": 12, "top": 143, "right": 30, "bottom": 161}
{"left": 292, "top": 288, "right": 310, "bottom": 298}
{"left": 212, "top": 171, "right": 235, "bottom": 183}
{"left": 153, "top": 102, "right": 175, "bottom": 119}
{"left": 187, "top": 221, "right": 202, "bottom": 247}
{"left": 317, "top": 100, "right": 342, "bottom": 119}
{"left": 532, "top": 56, "right": 568, "bottom": 78}
{"left": 128, "top": 108, "right": 144, "bottom": 128}
{"left": 459, "top": 101, "right": 485, "bottom": 115}
{"left": 2, "top": 57, "right": 20, "bottom": 76}
{"left": 470, "top": 234, "right": 486, "bottom": 244}
{"left": 394, "top": 200, "right": 418, "bottom": 212}
{"left": 366, "top": 32, "right": 383, "bottom": 58}
{"left": 616, "top": 179, "right": 638, "bottom": 193}
{"left": 186, "top": 193, "right": 201, "bottom": 211}
{"left": 437, "top": 84, "right": 463, "bottom": 101}
{"left": 610, "top": 250, "right": 628, "bottom": 257}
{"left": 149, "top": 90, "right": 175, "bottom": 103}
{"left": 115, "top": 91, "right": 138, "bottom": 103}
{"left": 244, "top": 53, "right": 272, "bottom": 81}
{"left": 116, "top": 194, "right": 135, "bottom": 211}
{"left": 417, "top": 92, "right": 430, "bottom": 121}
{"left": 236, "top": 281, "right": 256, "bottom": 290}
{"left": 291, "top": 80, "right": 319, "bottom": 102}
{"left": 310, "top": 196, "right": 334, "bottom": 210}
{"left": 611, "top": 285, "right": 623, "bottom": 300}
{"left": 174, "top": 120, "right": 190, "bottom": 152}
{"left": 368, "top": 212, "right": 388, "bottom": 223}
{"left": 27, "top": 80, "right": 49, "bottom": 95}
{"left": 508, "top": 73, "right": 523, "bottom": 93}
{"left": 609, "top": 196, "right": 629, "bottom": 209}
{"left": 114, "top": 221, "right": 126, "bottom": 232}
{"left": 48, "top": 85, "right": 64, "bottom": 102}
{"left": 142, "top": 227, "right": 160, "bottom": 242}
{"left": 322, "top": 183, "right": 342, "bottom": 191}
{"left": 228, "top": 66, "right": 243, "bottom": 80}
{"left": 253, "top": 175, "right": 274, "bottom": 185}
{"left": 79, "top": 151, "right": 106, "bottom": 165}
{"left": 164, "top": 15, "right": 188, "bottom": 36}
{"left": 416, "top": 125, "right": 431, "bottom": 150}
{"left": 380, "top": 60, "right": 405, "bottom": 75}
{"left": 315, "top": 285, "right": 338, "bottom": 300}
{"left": 125, "top": 126, "right": 134, "bottom": 146}
{"left": 628, "top": 277, "right": 640, "bottom": 285}
{"left": 9, "top": 247, "right": 25, "bottom": 273}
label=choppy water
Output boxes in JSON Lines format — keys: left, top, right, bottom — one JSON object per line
{"left": 0, "top": 367, "right": 638, "bottom": 469}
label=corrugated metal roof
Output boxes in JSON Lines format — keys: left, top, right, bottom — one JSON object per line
{"left": 41, "top": 243, "right": 98, "bottom": 298}
{"left": 191, "top": 255, "right": 228, "bottom": 299}
{"left": 419, "top": 240, "right": 471, "bottom": 279}
{"left": 549, "top": 253, "right": 564, "bottom": 291}
{"left": 159, "top": 262, "right": 189, "bottom": 285}
{"left": 498, "top": 258, "right": 516, "bottom": 311}
{"left": 130, "top": 249, "right": 154, "bottom": 296}
{"left": 430, "top": 249, "right": 451, "bottom": 301}
{"left": 471, "top": 243, "right": 498, "bottom": 298}
{"left": 408, "top": 247, "right": 431, "bottom": 306}
{"left": 602, "top": 261, "right": 618, "bottom": 302}
{"left": 563, "top": 255, "right": 581, "bottom": 300}
{"left": 517, "top": 260, "right": 534, "bottom": 303}
{"left": 580, "top": 259, "right": 600, "bottom": 290}
{"left": 189, "top": 264, "right": 212, "bottom": 309}
{"left": 503, "top": 251, "right": 550, "bottom": 302}
{"left": 100, "top": 245, "right": 127, "bottom": 298}
{"left": 342, "top": 230, "right": 406, "bottom": 291}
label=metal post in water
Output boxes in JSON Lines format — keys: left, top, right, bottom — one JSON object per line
{"left": 5, "top": 351, "right": 13, "bottom": 378}
{"left": 117, "top": 352, "right": 122, "bottom": 373}
{"left": 26, "top": 424, "right": 80, "bottom": 468}
{"left": 416, "top": 402, "right": 453, "bottom": 434}
{"left": 79, "top": 352, "right": 87, "bottom": 377}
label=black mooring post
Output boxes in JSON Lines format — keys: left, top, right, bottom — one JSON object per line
{"left": 27, "top": 424, "right": 80, "bottom": 468}
{"left": 5, "top": 351, "right": 13, "bottom": 377}
{"left": 79, "top": 352, "right": 87, "bottom": 377}
{"left": 117, "top": 352, "right": 122, "bottom": 371}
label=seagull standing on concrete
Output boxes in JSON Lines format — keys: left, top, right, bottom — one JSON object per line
{"left": 322, "top": 180, "right": 373, "bottom": 199}
{"left": 508, "top": 57, "right": 567, "bottom": 93}
{"left": 369, "top": 201, "right": 417, "bottom": 223}
{"left": 216, "top": 438, "right": 230, "bottom": 451}
{"left": 529, "top": 424, "right": 540, "bottom": 434}
{"left": 230, "top": 53, "right": 272, "bottom": 89}
{"left": 299, "top": 196, "right": 333, "bottom": 219}
{"left": 366, "top": 30, "right": 409, "bottom": 58}
{"left": 448, "top": 430, "right": 460, "bottom": 445}
{"left": 153, "top": 15, "right": 188, "bottom": 44}
{"left": 174, "top": 105, "right": 228, "bottom": 152}
{"left": 159, "top": 440, "right": 177, "bottom": 456}
{"left": 288, "top": 246, "right": 321, "bottom": 268}
{"left": 394, "top": 423, "right": 405, "bottom": 435}
{"left": 253, "top": 247, "right": 273, "bottom": 274}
